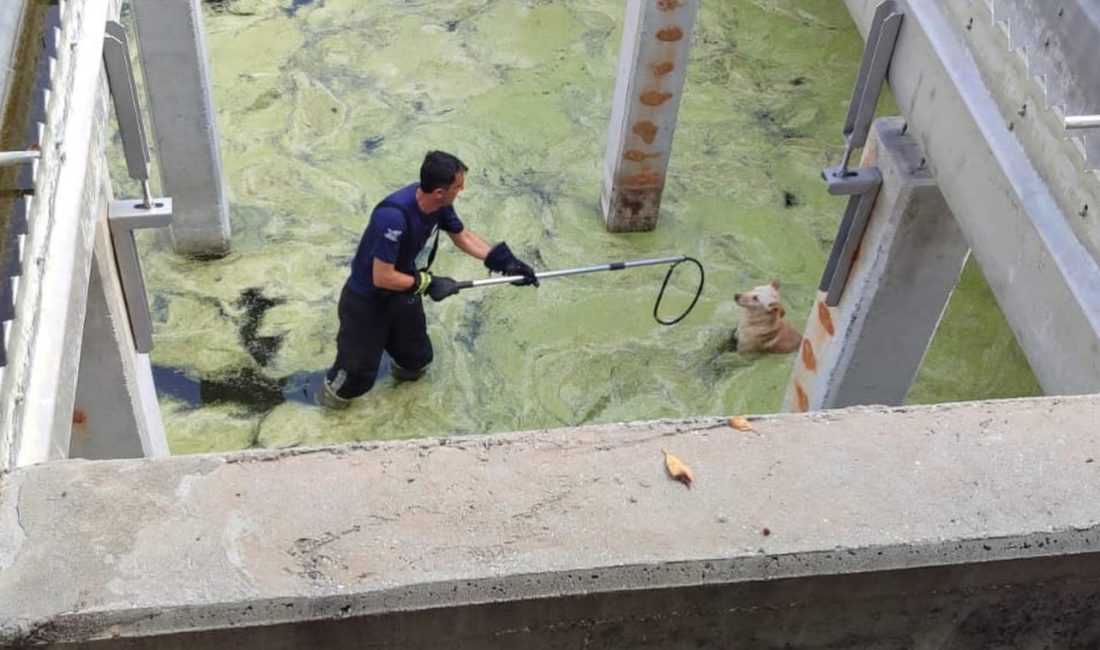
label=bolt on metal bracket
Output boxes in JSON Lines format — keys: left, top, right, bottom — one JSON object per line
{"left": 108, "top": 198, "right": 172, "bottom": 353}
{"left": 104, "top": 20, "right": 171, "bottom": 352}
{"left": 819, "top": 1, "right": 902, "bottom": 307}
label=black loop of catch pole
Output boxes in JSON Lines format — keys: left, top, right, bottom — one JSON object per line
{"left": 653, "top": 257, "right": 704, "bottom": 326}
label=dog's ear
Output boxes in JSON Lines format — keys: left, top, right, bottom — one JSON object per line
{"left": 769, "top": 279, "right": 781, "bottom": 290}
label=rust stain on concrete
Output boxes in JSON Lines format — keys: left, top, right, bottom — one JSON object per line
{"left": 656, "top": 26, "right": 684, "bottom": 41}
{"left": 817, "top": 300, "right": 835, "bottom": 336}
{"left": 640, "top": 91, "right": 673, "bottom": 106}
{"left": 794, "top": 383, "right": 810, "bottom": 412}
{"left": 72, "top": 408, "right": 89, "bottom": 439}
{"left": 801, "top": 339, "right": 817, "bottom": 372}
{"left": 658, "top": 0, "right": 682, "bottom": 10}
{"left": 621, "top": 171, "right": 663, "bottom": 187}
{"left": 632, "top": 120, "right": 658, "bottom": 144}
{"left": 652, "top": 61, "right": 675, "bottom": 77}
{"left": 623, "top": 149, "right": 661, "bottom": 162}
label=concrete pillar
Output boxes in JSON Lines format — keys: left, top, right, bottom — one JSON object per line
{"left": 70, "top": 218, "right": 167, "bottom": 460}
{"left": 784, "top": 117, "right": 970, "bottom": 412}
{"left": 130, "top": 0, "right": 230, "bottom": 257}
{"left": 601, "top": 0, "right": 697, "bottom": 232}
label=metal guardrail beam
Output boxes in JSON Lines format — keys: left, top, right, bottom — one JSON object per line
{"left": 844, "top": 0, "right": 1100, "bottom": 394}
{"left": 102, "top": 19, "right": 172, "bottom": 353}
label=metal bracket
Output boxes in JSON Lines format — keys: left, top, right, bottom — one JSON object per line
{"left": 104, "top": 20, "right": 155, "bottom": 208}
{"left": 108, "top": 198, "right": 172, "bottom": 353}
{"left": 1066, "top": 115, "right": 1100, "bottom": 130}
{"left": 0, "top": 151, "right": 41, "bottom": 166}
{"left": 819, "top": 174, "right": 882, "bottom": 307}
{"left": 103, "top": 20, "right": 172, "bottom": 352}
{"left": 836, "top": 1, "right": 904, "bottom": 175}
{"left": 819, "top": 1, "right": 902, "bottom": 306}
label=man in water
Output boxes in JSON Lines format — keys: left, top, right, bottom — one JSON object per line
{"left": 319, "top": 150, "right": 538, "bottom": 409}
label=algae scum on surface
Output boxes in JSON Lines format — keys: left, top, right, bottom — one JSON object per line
{"left": 139, "top": 0, "right": 1038, "bottom": 453}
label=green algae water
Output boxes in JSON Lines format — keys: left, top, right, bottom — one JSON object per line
{"left": 132, "top": 0, "right": 1039, "bottom": 453}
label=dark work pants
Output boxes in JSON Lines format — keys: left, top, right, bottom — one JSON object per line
{"left": 326, "top": 283, "right": 433, "bottom": 399}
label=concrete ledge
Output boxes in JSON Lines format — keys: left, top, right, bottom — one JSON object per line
{"left": 2, "top": 395, "right": 1100, "bottom": 645}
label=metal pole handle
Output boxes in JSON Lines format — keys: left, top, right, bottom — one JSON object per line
{"left": 459, "top": 255, "right": 687, "bottom": 289}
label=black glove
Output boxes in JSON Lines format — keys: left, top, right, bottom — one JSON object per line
{"left": 427, "top": 275, "right": 460, "bottom": 302}
{"left": 411, "top": 271, "right": 460, "bottom": 302}
{"left": 484, "top": 242, "right": 539, "bottom": 287}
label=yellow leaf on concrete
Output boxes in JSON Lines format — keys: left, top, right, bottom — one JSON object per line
{"left": 729, "top": 416, "right": 755, "bottom": 432}
{"left": 662, "top": 450, "right": 694, "bottom": 488}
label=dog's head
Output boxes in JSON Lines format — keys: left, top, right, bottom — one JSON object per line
{"left": 734, "top": 280, "right": 785, "bottom": 316}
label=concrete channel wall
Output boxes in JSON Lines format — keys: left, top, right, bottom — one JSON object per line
{"left": 2, "top": 395, "right": 1100, "bottom": 647}
{"left": 0, "top": 0, "right": 123, "bottom": 468}
{"left": 842, "top": 0, "right": 1100, "bottom": 394}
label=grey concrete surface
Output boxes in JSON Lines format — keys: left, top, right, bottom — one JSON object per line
{"left": 601, "top": 0, "right": 697, "bottom": 232}
{"left": 844, "top": 0, "right": 1100, "bottom": 395}
{"left": 2, "top": 395, "right": 1100, "bottom": 646}
{"left": 130, "top": 0, "right": 231, "bottom": 257}
{"left": 785, "top": 117, "right": 969, "bottom": 411}
{"left": 1, "top": 0, "right": 119, "bottom": 469}
{"left": 992, "top": 0, "right": 1100, "bottom": 169}
{"left": 70, "top": 218, "right": 167, "bottom": 461}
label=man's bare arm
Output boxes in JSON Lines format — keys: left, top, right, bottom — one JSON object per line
{"left": 448, "top": 228, "right": 492, "bottom": 260}
{"left": 372, "top": 258, "right": 416, "bottom": 291}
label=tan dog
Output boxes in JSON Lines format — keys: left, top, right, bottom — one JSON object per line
{"left": 733, "top": 280, "right": 802, "bottom": 354}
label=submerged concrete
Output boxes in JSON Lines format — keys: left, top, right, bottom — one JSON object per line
{"left": 2, "top": 394, "right": 1100, "bottom": 647}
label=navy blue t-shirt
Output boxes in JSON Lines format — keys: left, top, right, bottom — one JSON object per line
{"left": 347, "top": 183, "right": 465, "bottom": 296}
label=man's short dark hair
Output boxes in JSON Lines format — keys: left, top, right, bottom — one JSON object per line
{"left": 420, "top": 150, "right": 468, "bottom": 193}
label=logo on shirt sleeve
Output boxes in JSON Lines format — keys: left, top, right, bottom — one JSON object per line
{"left": 384, "top": 228, "right": 402, "bottom": 242}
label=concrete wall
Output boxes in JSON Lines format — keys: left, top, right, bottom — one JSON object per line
{"left": 70, "top": 216, "right": 167, "bottom": 460}
{"left": 0, "top": 0, "right": 124, "bottom": 469}
{"left": 3, "top": 395, "right": 1100, "bottom": 647}
{"left": 31, "top": 554, "right": 1100, "bottom": 648}
{"left": 842, "top": 0, "right": 1100, "bottom": 394}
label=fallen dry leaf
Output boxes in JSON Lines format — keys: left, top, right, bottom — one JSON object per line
{"left": 662, "top": 450, "right": 694, "bottom": 488}
{"left": 729, "top": 416, "right": 755, "bottom": 432}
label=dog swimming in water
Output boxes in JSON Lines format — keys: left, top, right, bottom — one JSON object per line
{"left": 733, "top": 280, "right": 802, "bottom": 354}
